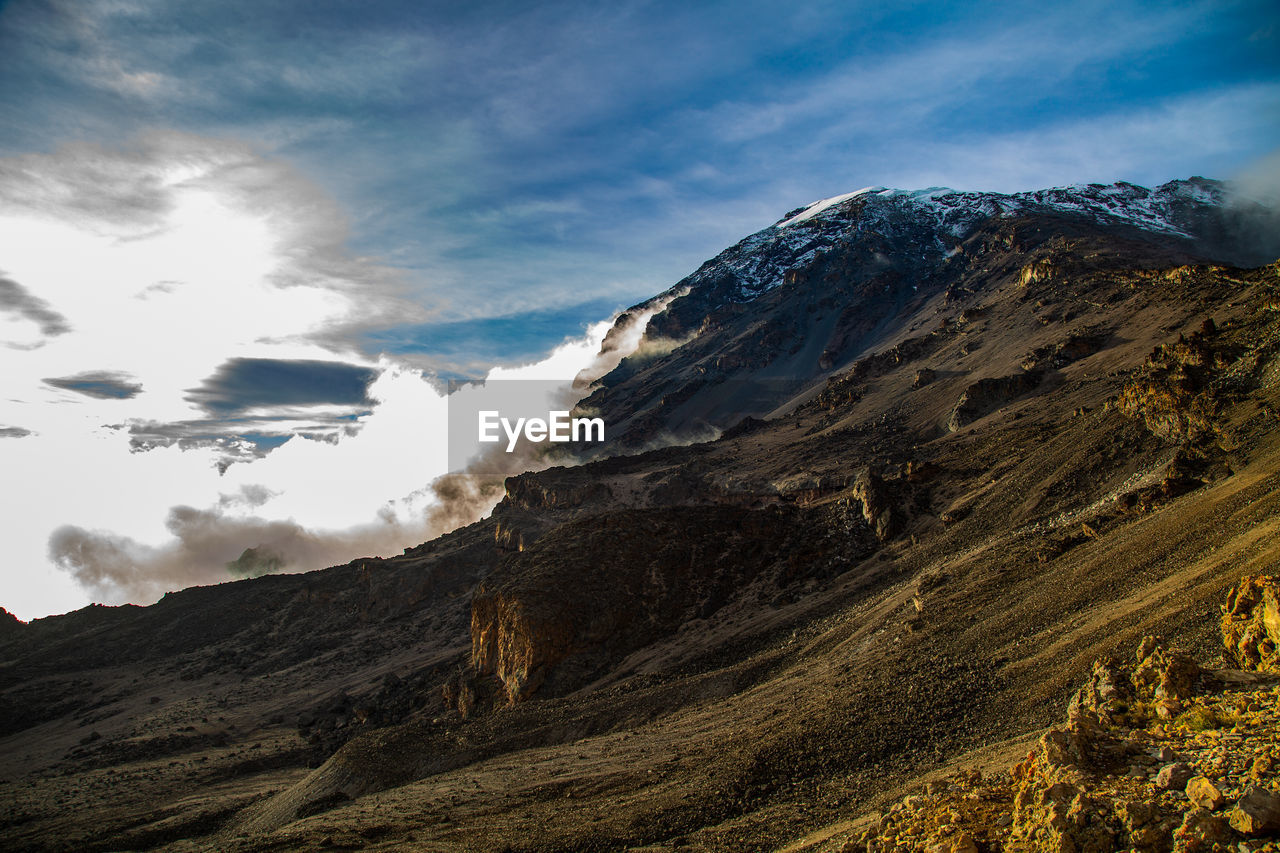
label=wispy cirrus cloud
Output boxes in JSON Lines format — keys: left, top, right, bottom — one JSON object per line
{"left": 1, "top": 273, "right": 71, "bottom": 344}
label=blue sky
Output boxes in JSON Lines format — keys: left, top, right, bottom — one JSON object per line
{"left": 0, "top": 0, "right": 1278, "bottom": 619}
{"left": 2, "top": 0, "right": 1277, "bottom": 370}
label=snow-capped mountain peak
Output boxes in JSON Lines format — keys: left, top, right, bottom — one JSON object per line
{"left": 665, "top": 178, "right": 1231, "bottom": 310}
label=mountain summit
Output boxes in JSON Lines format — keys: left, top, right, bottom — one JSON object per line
{"left": 581, "top": 178, "right": 1274, "bottom": 447}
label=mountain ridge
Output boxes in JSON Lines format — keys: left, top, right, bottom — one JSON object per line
{"left": 2, "top": 177, "right": 1280, "bottom": 852}
{"left": 578, "top": 177, "right": 1273, "bottom": 450}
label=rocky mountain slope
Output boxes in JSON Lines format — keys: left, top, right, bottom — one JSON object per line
{"left": 845, "top": 575, "right": 1280, "bottom": 853}
{"left": 577, "top": 178, "right": 1277, "bottom": 446}
{"left": 2, "top": 179, "right": 1279, "bottom": 852}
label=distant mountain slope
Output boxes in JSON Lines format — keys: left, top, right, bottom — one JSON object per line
{"left": 580, "top": 178, "right": 1277, "bottom": 447}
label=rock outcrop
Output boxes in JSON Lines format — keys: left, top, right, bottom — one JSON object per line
{"left": 847, "top": 470, "right": 899, "bottom": 542}
{"left": 845, "top": 575, "right": 1280, "bottom": 853}
{"left": 1008, "top": 714, "right": 1118, "bottom": 853}
{"left": 1222, "top": 575, "right": 1280, "bottom": 673}
{"left": 0, "top": 608, "right": 23, "bottom": 640}
{"left": 1020, "top": 329, "right": 1107, "bottom": 372}
{"left": 470, "top": 505, "right": 865, "bottom": 703}
{"left": 1115, "top": 318, "right": 1222, "bottom": 443}
{"left": 946, "top": 371, "right": 1043, "bottom": 432}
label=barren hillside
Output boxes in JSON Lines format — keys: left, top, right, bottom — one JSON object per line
{"left": 2, "top": 180, "right": 1279, "bottom": 852}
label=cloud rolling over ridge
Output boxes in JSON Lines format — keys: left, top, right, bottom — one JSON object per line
{"left": 43, "top": 319, "right": 636, "bottom": 608}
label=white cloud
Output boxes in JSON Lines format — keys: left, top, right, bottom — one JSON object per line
{"left": 0, "top": 134, "right": 630, "bottom": 619}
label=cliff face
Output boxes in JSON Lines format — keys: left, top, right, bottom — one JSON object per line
{"left": 470, "top": 503, "right": 880, "bottom": 703}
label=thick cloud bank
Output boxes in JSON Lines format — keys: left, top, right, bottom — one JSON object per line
{"left": 0, "top": 135, "right": 651, "bottom": 618}
{"left": 42, "top": 317, "right": 650, "bottom": 607}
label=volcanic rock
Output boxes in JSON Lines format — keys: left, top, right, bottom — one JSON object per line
{"left": 1222, "top": 574, "right": 1280, "bottom": 672}
{"left": 1229, "top": 786, "right": 1280, "bottom": 836}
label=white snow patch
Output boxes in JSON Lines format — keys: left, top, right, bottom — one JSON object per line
{"left": 677, "top": 178, "right": 1221, "bottom": 315}
{"left": 779, "top": 187, "right": 883, "bottom": 228}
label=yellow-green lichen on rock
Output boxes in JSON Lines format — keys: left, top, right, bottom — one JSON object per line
{"left": 1222, "top": 575, "right": 1280, "bottom": 673}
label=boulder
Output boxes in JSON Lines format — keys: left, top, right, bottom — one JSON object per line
{"left": 1155, "top": 762, "right": 1194, "bottom": 791}
{"left": 925, "top": 833, "right": 978, "bottom": 853}
{"left": 850, "top": 470, "right": 898, "bottom": 541}
{"left": 1184, "top": 776, "right": 1224, "bottom": 811}
{"left": 1118, "top": 799, "right": 1177, "bottom": 850}
{"left": 1010, "top": 717, "right": 1116, "bottom": 852}
{"left": 1132, "top": 641, "right": 1201, "bottom": 703}
{"left": 1172, "top": 808, "right": 1233, "bottom": 853}
{"left": 1221, "top": 575, "right": 1280, "bottom": 672}
{"left": 1229, "top": 786, "right": 1280, "bottom": 836}
{"left": 1068, "top": 658, "right": 1135, "bottom": 724}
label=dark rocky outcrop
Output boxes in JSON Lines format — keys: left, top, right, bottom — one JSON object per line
{"left": 470, "top": 503, "right": 877, "bottom": 703}
{"left": 1021, "top": 328, "right": 1108, "bottom": 371}
{"left": 847, "top": 470, "right": 899, "bottom": 542}
{"left": 946, "top": 371, "right": 1043, "bottom": 432}
{"left": 0, "top": 609, "right": 23, "bottom": 640}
